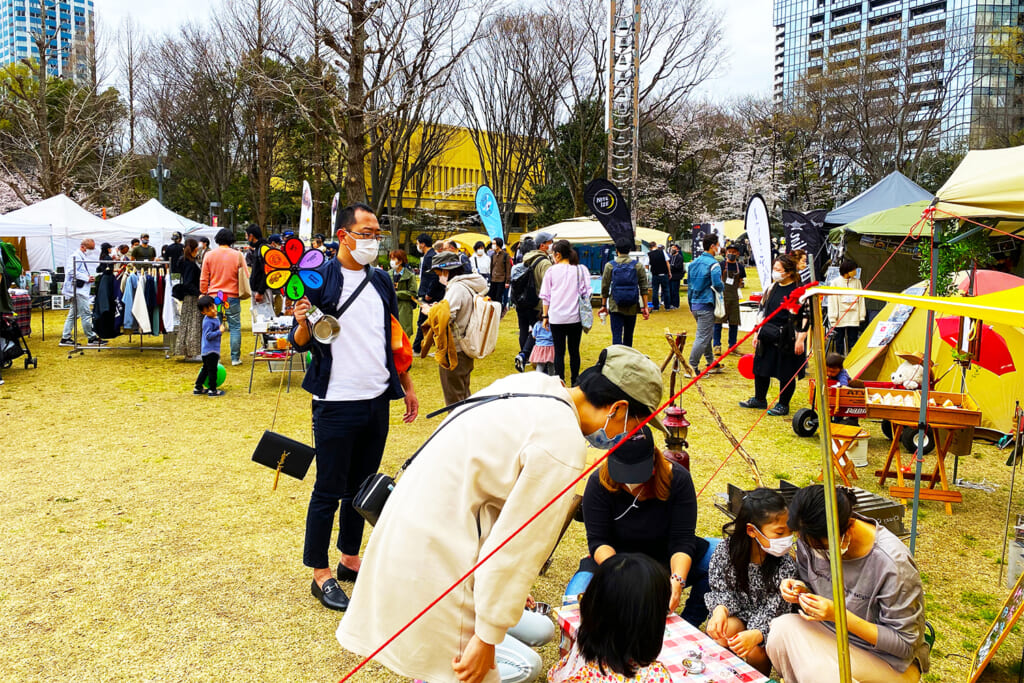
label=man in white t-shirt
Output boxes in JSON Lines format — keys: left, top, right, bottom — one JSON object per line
{"left": 290, "top": 202, "right": 419, "bottom": 612}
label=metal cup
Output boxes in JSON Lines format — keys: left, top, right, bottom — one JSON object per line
{"left": 307, "top": 306, "right": 340, "bottom": 344}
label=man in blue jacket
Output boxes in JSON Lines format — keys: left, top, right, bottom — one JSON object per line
{"left": 686, "top": 234, "right": 724, "bottom": 373}
{"left": 290, "top": 203, "right": 419, "bottom": 612}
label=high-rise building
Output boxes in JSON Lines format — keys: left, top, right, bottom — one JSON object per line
{"left": 0, "top": 0, "right": 95, "bottom": 80}
{"left": 773, "top": 0, "right": 1024, "bottom": 146}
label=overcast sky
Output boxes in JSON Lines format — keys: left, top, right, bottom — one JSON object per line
{"left": 94, "top": 0, "right": 774, "bottom": 102}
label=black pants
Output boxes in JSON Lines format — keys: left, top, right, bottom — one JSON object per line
{"left": 668, "top": 279, "right": 682, "bottom": 309}
{"left": 609, "top": 312, "right": 637, "bottom": 347}
{"left": 412, "top": 310, "right": 428, "bottom": 351}
{"left": 304, "top": 395, "right": 390, "bottom": 568}
{"left": 516, "top": 306, "right": 534, "bottom": 353}
{"left": 833, "top": 326, "right": 860, "bottom": 355}
{"left": 195, "top": 353, "right": 219, "bottom": 390}
{"left": 488, "top": 281, "right": 505, "bottom": 305}
{"left": 550, "top": 322, "right": 584, "bottom": 385}
{"left": 754, "top": 374, "right": 797, "bottom": 408}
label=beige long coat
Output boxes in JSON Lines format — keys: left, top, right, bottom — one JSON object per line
{"left": 337, "top": 372, "right": 586, "bottom": 683}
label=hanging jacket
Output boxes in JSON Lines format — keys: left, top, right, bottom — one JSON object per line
{"left": 423, "top": 299, "right": 458, "bottom": 370}
{"left": 92, "top": 272, "right": 120, "bottom": 339}
{"left": 122, "top": 273, "right": 137, "bottom": 329}
{"left": 132, "top": 276, "right": 152, "bottom": 334}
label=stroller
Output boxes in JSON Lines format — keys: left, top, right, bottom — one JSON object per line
{"left": 0, "top": 311, "right": 37, "bottom": 371}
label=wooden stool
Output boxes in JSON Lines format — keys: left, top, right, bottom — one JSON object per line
{"left": 877, "top": 423, "right": 962, "bottom": 515}
{"left": 818, "top": 423, "right": 868, "bottom": 487}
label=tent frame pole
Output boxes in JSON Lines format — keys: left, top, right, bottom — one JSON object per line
{"left": 910, "top": 219, "right": 941, "bottom": 554}
{"left": 811, "top": 291, "right": 853, "bottom": 683}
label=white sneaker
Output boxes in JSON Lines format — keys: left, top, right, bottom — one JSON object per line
{"left": 231, "top": 359, "right": 243, "bottom": 366}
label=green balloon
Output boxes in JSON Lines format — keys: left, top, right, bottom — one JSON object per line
{"left": 216, "top": 363, "right": 227, "bottom": 387}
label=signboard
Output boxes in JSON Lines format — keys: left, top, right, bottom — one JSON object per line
{"left": 968, "top": 569, "right": 1024, "bottom": 682}
{"left": 866, "top": 286, "right": 925, "bottom": 348}
{"left": 744, "top": 194, "right": 772, "bottom": 291}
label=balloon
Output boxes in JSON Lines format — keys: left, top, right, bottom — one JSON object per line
{"left": 216, "top": 363, "right": 227, "bottom": 387}
{"left": 738, "top": 353, "right": 755, "bottom": 380}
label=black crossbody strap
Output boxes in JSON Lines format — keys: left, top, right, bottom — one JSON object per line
{"left": 398, "top": 392, "right": 573, "bottom": 474}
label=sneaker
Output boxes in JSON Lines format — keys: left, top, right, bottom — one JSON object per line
{"left": 713, "top": 346, "right": 722, "bottom": 356}
{"left": 59, "top": 337, "right": 74, "bottom": 346}
{"left": 514, "top": 354, "right": 525, "bottom": 373}
{"left": 231, "top": 359, "right": 242, "bottom": 366}
{"left": 87, "top": 337, "right": 108, "bottom": 345}
{"left": 739, "top": 397, "right": 768, "bottom": 409}
{"left": 207, "top": 389, "right": 226, "bottom": 397}
{"left": 193, "top": 387, "right": 206, "bottom": 395}
{"left": 709, "top": 365, "right": 725, "bottom": 374}
{"left": 767, "top": 403, "right": 790, "bottom": 416}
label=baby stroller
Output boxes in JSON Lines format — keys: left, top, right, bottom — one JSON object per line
{"left": 0, "top": 311, "right": 37, "bottom": 371}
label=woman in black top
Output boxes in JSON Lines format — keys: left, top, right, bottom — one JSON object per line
{"left": 739, "top": 254, "right": 808, "bottom": 416}
{"left": 568, "top": 425, "right": 718, "bottom": 627}
{"left": 173, "top": 239, "right": 203, "bottom": 359}
{"left": 95, "top": 243, "right": 115, "bottom": 274}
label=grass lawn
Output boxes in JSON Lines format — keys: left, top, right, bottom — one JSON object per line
{"left": 1, "top": 286, "right": 1022, "bottom": 682}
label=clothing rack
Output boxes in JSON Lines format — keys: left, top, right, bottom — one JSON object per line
{"left": 67, "top": 259, "right": 172, "bottom": 359}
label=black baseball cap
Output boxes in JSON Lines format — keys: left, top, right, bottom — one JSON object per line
{"left": 607, "top": 425, "right": 656, "bottom": 484}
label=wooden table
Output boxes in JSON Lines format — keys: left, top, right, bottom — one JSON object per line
{"left": 556, "top": 603, "right": 768, "bottom": 683}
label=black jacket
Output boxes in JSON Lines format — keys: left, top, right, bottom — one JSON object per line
{"left": 246, "top": 240, "right": 269, "bottom": 294}
{"left": 174, "top": 259, "right": 201, "bottom": 299}
{"left": 417, "top": 248, "right": 445, "bottom": 303}
{"left": 669, "top": 252, "right": 686, "bottom": 280}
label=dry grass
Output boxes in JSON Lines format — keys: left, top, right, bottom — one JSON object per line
{"left": 1, "top": 290, "right": 1021, "bottom": 682}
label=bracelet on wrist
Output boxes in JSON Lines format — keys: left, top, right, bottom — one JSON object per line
{"left": 671, "top": 573, "right": 686, "bottom": 587}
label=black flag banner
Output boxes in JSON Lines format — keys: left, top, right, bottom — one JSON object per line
{"left": 584, "top": 179, "right": 634, "bottom": 245}
{"left": 782, "top": 209, "right": 829, "bottom": 282}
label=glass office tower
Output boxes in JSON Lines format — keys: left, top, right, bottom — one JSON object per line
{"left": 0, "top": 0, "right": 95, "bottom": 80}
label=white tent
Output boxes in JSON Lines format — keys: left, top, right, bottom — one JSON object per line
{"left": 115, "top": 199, "right": 217, "bottom": 244}
{"left": 0, "top": 194, "right": 135, "bottom": 271}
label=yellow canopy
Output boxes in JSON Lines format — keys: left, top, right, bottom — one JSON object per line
{"left": 808, "top": 286, "right": 1024, "bottom": 328}
{"left": 448, "top": 232, "right": 492, "bottom": 253}
{"left": 934, "top": 145, "right": 1024, "bottom": 219}
{"left": 722, "top": 220, "right": 745, "bottom": 240}
{"left": 524, "top": 217, "right": 671, "bottom": 246}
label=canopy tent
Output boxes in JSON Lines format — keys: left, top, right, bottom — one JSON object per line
{"left": 522, "top": 217, "right": 670, "bottom": 247}
{"left": 722, "top": 219, "right": 745, "bottom": 241}
{"left": 834, "top": 272, "right": 1024, "bottom": 434}
{"left": 825, "top": 171, "right": 933, "bottom": 226}
{"left": 0, "top": 195, "right": 133, "bottom": 271}
{"left": 828, "top": 200, "right": 933, "bottom": 241}
{"left": 115, "top": 199, "right": 215, "bottom": 245}
{"left": 448, "top": 232, "right": 492, "bottom": 253}
{"left": 935, "top": 144, "right": 1024, "bottom": 219}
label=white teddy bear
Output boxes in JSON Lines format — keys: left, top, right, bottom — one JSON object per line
{"left": 891, "top": 360, "right": 924, "bottom": 391}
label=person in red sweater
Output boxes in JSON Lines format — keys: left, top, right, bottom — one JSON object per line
{"left": 199, "top": 228, "right": 244, "bottom": 365}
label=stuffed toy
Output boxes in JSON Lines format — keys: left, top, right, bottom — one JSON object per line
{"left": 891, "top": 360, "right": 924, "bottom": 391}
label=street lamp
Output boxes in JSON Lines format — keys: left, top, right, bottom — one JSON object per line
{"left": 149, "top": 156, "right": 171, "bottom": 203}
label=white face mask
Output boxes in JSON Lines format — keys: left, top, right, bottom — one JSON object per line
{"left": 751, "top": 526, "right": 794, "bottom": 557}
{"left": 390, "top": 260, "right": 399, "bottom": 269}
{"left": 772, "top": 271, "right": 785, "bottom": 282}
{"left": 349, "top": 238, "right": 379, "bottom": 266}
{"left": 476, "top": 249, "right": 485, "bottom": 257}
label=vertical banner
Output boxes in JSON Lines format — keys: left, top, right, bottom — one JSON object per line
{"left": 330, "top": 193, "right": 340, "bottom": 233}
{"left": 584, "top": 178, "right": 634, "bottom": 245}
{"left": 299, "top": 181, "right": 313, "bottom": 242}
{"left": 691, "top": 223, "right": 710, "bottom": 256}
{"left": 745, "top": 194, "right": 772, "bottom": 291}
{"left": 475, "top": 186, "right": 504, "bottom": 241}
{"left": 782, "top": 208, "right": 829, "bottom": 282}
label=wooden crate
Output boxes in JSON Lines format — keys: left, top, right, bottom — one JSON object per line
{"left": 865, "top": 389, "right": 981, "bottom": 428}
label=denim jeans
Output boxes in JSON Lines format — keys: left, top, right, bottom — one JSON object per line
{"left": 714, "top": 321, "right": 740, "bottom": 350}
{"left": 609, "top": 312, "right": 637, "bottom": 347}
{"left": 561, "top": 538, "right": 721, "bottom": 627}
{"left": 668, "top": 279, "right": 682, "bottom": 309}
{"left": 689, "top": 308, "right": 716, "bottom": 368}
{"left": 62, "top": 292, "right": 95, "bottom": 339}
{"left": 303, "top": 395, "right": 390, "bottom": 568}
{"left": 222, "top": 296, "right": 241, "bottom": 361}
{"left": 651, "top": 273, "right": 670, "bottom": 310}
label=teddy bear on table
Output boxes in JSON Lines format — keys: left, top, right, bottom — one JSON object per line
{"left": 891, "top": 354, "right": 925, "bottom": 391}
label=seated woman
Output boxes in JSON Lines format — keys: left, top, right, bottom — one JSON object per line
{"left": 548, "top": 553, "right": 672, "bottom": 682}
{"left": 704, "top": 488, "right": 797, "bottom": 675}
{"left": 567, "top": 423, "right": 717, "bottom": 627}
{"left": 767, "top": 485, "right": 929, "bottom": 683}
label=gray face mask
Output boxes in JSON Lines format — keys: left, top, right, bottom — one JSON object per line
{"left": 584, "top": 408, "right": 629, "bottom": 450}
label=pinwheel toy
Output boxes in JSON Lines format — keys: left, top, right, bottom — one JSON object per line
{"left": 262, "top": 237, "right": 325, "bottom": 300}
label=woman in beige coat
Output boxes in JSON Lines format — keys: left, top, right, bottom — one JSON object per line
{"left": 337, "top": 345, "right": 667, "bottom": 683}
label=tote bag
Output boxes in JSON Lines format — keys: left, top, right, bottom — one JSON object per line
{"left": 237, "top": 253, "right": 252, "bottom": 300}
{"left": 578, "top": 266, "right": 593, "bottom": 333}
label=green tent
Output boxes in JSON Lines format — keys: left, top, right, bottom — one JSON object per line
{"left": 827, "top": 200, "right": 933, "bottom": 243}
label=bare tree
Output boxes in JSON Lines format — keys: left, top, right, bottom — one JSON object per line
{"left": 117, "top": 17, "right": 144, "bottom": 156}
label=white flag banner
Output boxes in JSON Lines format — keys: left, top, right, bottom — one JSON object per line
{"left": 299, "top": 181, "right": 313, "bottom": 241}
{"left": 744, "top": 194, "right": 771, "bottom": 291}
{"left": 330, "top": 193, "right": 340, "bottom": 234}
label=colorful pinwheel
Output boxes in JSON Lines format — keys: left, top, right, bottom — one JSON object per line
{"left": 262, "top": 237, "right": 325, "bottom": 300}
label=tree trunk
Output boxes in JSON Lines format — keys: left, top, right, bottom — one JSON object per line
{"left": 343, "top": 0, "right": 368, "bottom": 204}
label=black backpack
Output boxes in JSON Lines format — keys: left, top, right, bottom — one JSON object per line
{"left": 610, "top": 260, "right": 640, "bottom": 306}
{"left": 510, "top": 260, "right": 539, "bottom": 310}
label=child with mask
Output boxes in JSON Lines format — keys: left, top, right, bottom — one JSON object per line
{"left": 704, "top": 488, "right": 797, "bottom": 675}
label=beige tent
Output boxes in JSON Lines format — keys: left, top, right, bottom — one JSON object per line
{"left": 935, "top": 145, "right": 1024, "bottom": 219}
{"left": 523, "top": 217, "right": 670, "bottom": 246}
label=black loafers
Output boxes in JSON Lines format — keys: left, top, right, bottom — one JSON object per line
{"left": 336, "top": 563, "right": 359, "bottom": 582}
{"left": 311, "top": 578, "right": 349, "bottom": 611}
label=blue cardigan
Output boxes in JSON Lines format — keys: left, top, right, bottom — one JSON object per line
{"left": 288, "top": 259, "right": 405, "bottom": 401}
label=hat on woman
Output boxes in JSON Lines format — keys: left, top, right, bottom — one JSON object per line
{"left": 608, "top": 425, "right": 656, "bottom": 483}
{"left": 431, "top": 251, "right": 464, "bottom": 270}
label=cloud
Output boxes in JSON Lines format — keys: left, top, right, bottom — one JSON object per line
{"left": 693, "top": 0, "right": 773, "bottom": 102}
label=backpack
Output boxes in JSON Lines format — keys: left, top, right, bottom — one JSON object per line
{"left": 609, "top": 259, "right": 640, "bottom": 306}
{"left": 455, "top": 286, "right": 502, "bottom": 359}
{"left": 0, "top": 241, "right": 21, "bottom": 281}
{"left": 510, "top": 260, "right": 540, "bottom": 310}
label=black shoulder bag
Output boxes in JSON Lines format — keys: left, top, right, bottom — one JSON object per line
{"left": 354, "top": 392, "right": 573, "bottom": 525}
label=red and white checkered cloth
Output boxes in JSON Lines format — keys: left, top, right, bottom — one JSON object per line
{"left": 557, "top": 603, "right": 768, "bottom": 683}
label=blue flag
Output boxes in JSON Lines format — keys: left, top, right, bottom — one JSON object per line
{"left": 476, "top": 186, "right": 504, "bottom": 240}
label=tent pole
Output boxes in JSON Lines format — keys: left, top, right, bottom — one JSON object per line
{"left": 811, "top": 291, "right": 853, "bottom": 683}
{"left": 910, "top": 220, "right": 941, "bottom": 554}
